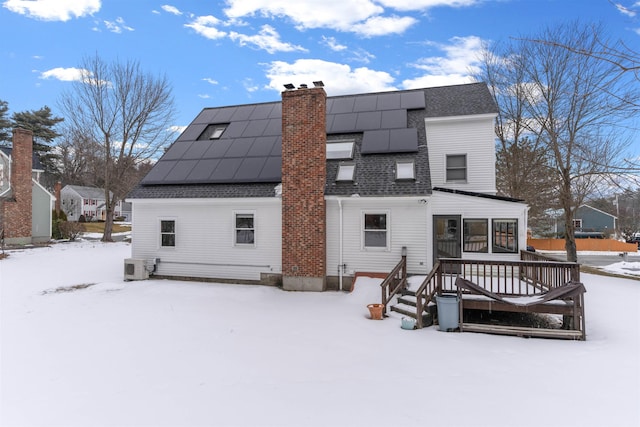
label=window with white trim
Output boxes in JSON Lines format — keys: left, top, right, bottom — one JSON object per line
{"left": 446, "top": 154, "right": 467, "bottom": 182}
{"left": 235, "top": 213, "right": 255, "bottom": 245}
{"left": 573, "top": 219, "right": 582, "bottom": 229}
{"left": 492, "top": 219, "right": 518, "bottom": 253}
{"left": 396, "top": 160, "right": 415, "bottom": 180}
{"left": 160, "top": 219, "right": 176, "bottom": 247}
{"left": 336, "top": 163, "right": 355, "bottom": 181}
{"left": 363, "top": 213, "right": 388, "bottom": 249}
{"left": 327, "top": 141, "right": 354, "bottom": 160}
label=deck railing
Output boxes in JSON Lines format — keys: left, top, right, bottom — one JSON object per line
{"left": 380, "top": 253, "right": 407, "bottom": 316}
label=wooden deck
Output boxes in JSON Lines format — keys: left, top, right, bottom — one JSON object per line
{"left": 381, "top": 251, "right": 586, "bottom": 340}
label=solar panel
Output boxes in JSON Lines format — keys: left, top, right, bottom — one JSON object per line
{"left": 355, "top": 111, "right": 382, "bottom": 130}
{"left": 183, "top": 140, "right": 211, "bottom": 159}
{"left": 164, "top": 160, "right": 199, "bottom": 181}
{"left": 163, "top": 141, "right": 193, "bottom": 160}
{"left": 330, "top": 113, "right": 357, "bottom": 133}
{"left": 234, "top": 157, "right": 267, "bottom": 181}
{"left": 401, "top": 91, "right": 426, "bottom": 109}
{"left": 231, "top": 105, "right": 255, "bottom": 121}
{"left": 186, "top": 159, "right": 220, "bottom": 181}
{"left": 389, "top": 128, "right": 418, "bottom": 152}
{"left": 242, "top": 119, "right": 269, "bottom": 137}
{"left": 141, "top": 160, "right": 177, "bottom": 183}
{"left": 223, "top": 121, "right": 249, "bottom": 139}
{"left": 264, "top": 119, "right": 281, "bottom": 136}
{"left": 192, "top": 109, "right": 216, "bottom": 124}
{"left": 211, "top": 158, "right": 244, "bottom": 181}
{"left": 248, "top": 136, "right": 277, "bottom": 156}
{"left": 212, "top": 107, "right": 237, "bottom": 122}
{"left": 249, "top": 104, "right": 275, "bottom": 120}
{"left": 377, "top": 93, "right": 401, "bottom": 110}
{"left": 381, "top": 109, "right": 407, "bottom": 129}
{"left": 203, "top": 139, "right": 233, "bottom": 158}
{"left": 177, "top": 123, "right": 207, "bottom": 141}
{"left": 330, "top": 97, "right": 355, "bottom": 114}
{"left": 224, "top": 138, "right": 254, "bottom": 158}
{"left": 361, "top": 130, "right": 390, "bottom": 153}
{"left": 353, "top": 95, "right": 378, "bottom": 112}
{"left": 259, "top": 156, "right": 282, "bottom": 180}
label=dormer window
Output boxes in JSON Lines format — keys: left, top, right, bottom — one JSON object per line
{"left": 336, "top": 163, "right": 355, "bottom": 181}
{"left": 198, "top": 124, "right": 228, "bottom": 140}
{"left": 396, "top": 160, "right": 415, "bottom": 180}
{"left": 327, "top": 140, "right": 354, "bottom": 160}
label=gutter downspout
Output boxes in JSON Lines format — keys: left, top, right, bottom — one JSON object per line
{"left": 338, "top": 198, "right": 344, "bottom": 291}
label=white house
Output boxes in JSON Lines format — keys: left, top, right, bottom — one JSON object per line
{"left": 127, "top": 83, "right": 528, "bottom": 291}
{"left": 60, "top": 185, "right": 122, "bottom": 222}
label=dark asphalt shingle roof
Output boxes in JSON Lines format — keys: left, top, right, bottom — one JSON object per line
{"left": 128, "top": 82, "right": 497, "bottom": 200}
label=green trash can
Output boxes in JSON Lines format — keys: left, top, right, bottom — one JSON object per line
{"left": 435, "top": 294, "right": 459, "bottom": 331}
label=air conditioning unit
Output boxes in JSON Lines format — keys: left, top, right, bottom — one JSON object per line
{"left": 124, "top": 258, "right": 149, "bottom": 281}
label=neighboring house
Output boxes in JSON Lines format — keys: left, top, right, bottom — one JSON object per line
{"left": 557, "top": 205, "right": 617, "bottom": 238}
{"left": 60, "top": 185, "right": 122, "bottom": 221}
{"left": 127, "top": 82, "right": 529, "bottom": 291}
{"left": 0, "top": 129, "right": 56, "bottom": 244}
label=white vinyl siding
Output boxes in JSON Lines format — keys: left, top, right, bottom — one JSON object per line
{"left": 131, "top": 198, "right": 281, "bottom": 281}
{"left": 429, "top": 191, "right": 527, "bottom": 264}
{"left": 426, "top": 114, "right": 497, "bottom": 194}
{"left": 326, "top": 198, "right": 429, "bottom": 277}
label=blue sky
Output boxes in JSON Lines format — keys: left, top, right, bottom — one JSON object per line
{"left": 1, "top": 0, "right": 639, "bottom": 133}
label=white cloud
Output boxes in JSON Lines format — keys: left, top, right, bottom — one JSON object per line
{"left": 202, "top": 78, "right": 218, "bottom": 85}
{"left": 185, "top": 15, "right": 226, "bottom": 39}
{"left": 39, "top": 67, "right": 86, "bottom": 81}
{"left": 321, "top": 36, "right": 347, "bottom": 52}
{"left": 614, "top": 2, "right": 637, "bottom": 17}
{"left": 229, "top": 25, "right": 307, "bottom": 54}
{"left": 103, "top": 17, "right": 134, "bottom": 34}
{"left": 161, "top": 4, "right": 182, "bottom": 16}
{"left": 197, "top": 94, "right": 211, "bottom": 99}
{"left": 403, "top": 35, "right": 485, "bottom": 88}
{"left": 2, "top": 0, "right": 100, "bottom": 21}
{"left": 264, "top": 59, "right": 396, "bottom": 96}
{"left": 348, "top": 48, "right": 376, "bottom": 64}
{"left": 377, "top": 0, "right": 479, "bottom": 11}
{"left": 224, "top": 0, "right": 386, "bottom": 33}
{"left": 168, "top": 125, "right": 187, "bottom": 134}
{"left": 351, "top": 15, "right": 417, "bottom": 37}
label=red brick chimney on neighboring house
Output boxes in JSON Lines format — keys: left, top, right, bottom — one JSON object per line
{"left": 281, "top": 83, "right": 327, "bottom": 291}
{"left": 54, "top": 181, "right": 62, "bottom": 214}
{"left": 2, "top": 128, "right": 33, "bottom": 244}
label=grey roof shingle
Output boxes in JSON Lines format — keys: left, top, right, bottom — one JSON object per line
{"left": 129, "top": 83, "right": 497, "bottom": 200}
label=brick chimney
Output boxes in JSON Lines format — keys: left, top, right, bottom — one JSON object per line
{"left": 281, "top": 84, "right": 327, "bottom": 291}
{"left": 2, "top": 128, "right": 33, "bottom": 244}
{"left": 54, "top": 181, "right": 62, "bottom": 214}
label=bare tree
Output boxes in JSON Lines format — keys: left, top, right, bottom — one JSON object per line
{"left": 480, "top": 22, "right": 638, "bottom": 261}
{"left": 59, "top": 54, "right": 176, "bottom": 241}
{"left": 479, "top": 45, "right": 558, "bottom": 228}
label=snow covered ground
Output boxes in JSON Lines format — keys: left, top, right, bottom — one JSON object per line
{"left": 1, "top": 240, "right": 639, "bottom": 427}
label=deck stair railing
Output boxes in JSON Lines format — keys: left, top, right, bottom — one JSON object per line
{"left": 381, "top": 250, "right": 581, "bottom": 330}
{"left": 379, "top": 249, "right": 407, "bottom": 317}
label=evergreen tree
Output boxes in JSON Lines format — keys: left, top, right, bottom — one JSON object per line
{"left": 0, "top": 100, "right": 11, "bottom": 143}
{"left": 11, "top": 106, "right": 64, "bottom": 175}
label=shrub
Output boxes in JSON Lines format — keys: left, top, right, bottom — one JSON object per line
{"left": 59, "top": 221, "right": 85, "bottom": 241}
{"left": 51, "top": 210, "right": 69, "bottom": 240}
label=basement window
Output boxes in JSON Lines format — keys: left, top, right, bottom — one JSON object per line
{"left": 336, "top": 163, "right": 355, "bottom": 181}
{"left": 327, "top": 141, "right": 354, "bottom": 160}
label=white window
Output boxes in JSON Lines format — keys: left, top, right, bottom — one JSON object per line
{"left": 336, "top": 163, "right": 355, "bottom": 181}
{"left": 160, "top": 219, "right": 176, "bottom": 247}
{"left": 327, "top": 141, "right": 354, "bottom": 160}
{"left": 210, "top": 126, "right": 226, "bottom": 139}
{"left": 446, "top": 154, "right": 467, "bottom": 182}
{"left": 573, "top": 219, "right": 582, "bottom": 229}
{"left": 396, "top": 160, "right": 415, "bottom": 180}
{"left": 363, "top": 212, "right": 389, "bottom": 249}
{"left": 235, "top": 213, "right": 255, "bottom": 245}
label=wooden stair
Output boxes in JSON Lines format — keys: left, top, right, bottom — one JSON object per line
{"left": 389, "top": 288, "right": 434, "bottom": 327}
